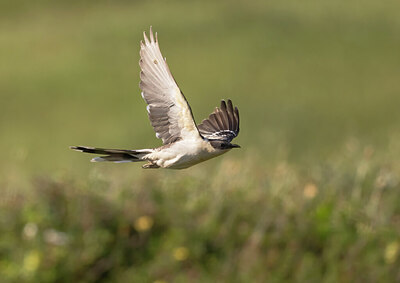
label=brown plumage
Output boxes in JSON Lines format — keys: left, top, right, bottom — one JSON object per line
{"left": 197, "top": 100, "right": 240, "bottom": 142}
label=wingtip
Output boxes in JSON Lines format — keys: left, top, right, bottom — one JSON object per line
{"left": 226, "top": 99, "right": 234, "bottom": 113}
{"left": 143, "top": 30, "right": 149, "bottom": 44}
{"left": 220, "top": 100, "right": 227, "bottom": 109}
{"left": 149, "top": 26, "right": 154, "bottom": 42}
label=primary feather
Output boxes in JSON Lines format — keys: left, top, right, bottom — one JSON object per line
{"left": 197, "top": 100, "right": 240, "bottom": 142}
{"left": 139, "top": 27, "right": 201, "bottom": 144}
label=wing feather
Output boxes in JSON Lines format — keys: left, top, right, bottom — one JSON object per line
{"left": 198, "top": 99, "right": 240, "bottom": 142}
{"left": 139, "top": 27, "right": 201, "bottom": 144}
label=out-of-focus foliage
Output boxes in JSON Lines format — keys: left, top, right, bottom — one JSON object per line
{"left": 1, "top": 0, "right": 400, "bottom": 282}
{"left": 2, "top": 144, "right": 400, "bottom": 282}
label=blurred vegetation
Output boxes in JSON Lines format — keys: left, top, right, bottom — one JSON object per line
{"left": 1, "top": 0, "right": 400, "bottom": 282}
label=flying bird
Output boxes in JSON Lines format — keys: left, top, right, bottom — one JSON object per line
{"left": 71, "top": 27, "right": 240, "bottom": 169}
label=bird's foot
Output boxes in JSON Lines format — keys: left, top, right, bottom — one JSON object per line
{"left": 142, "top": 162, "right": 160, "bottom": 169}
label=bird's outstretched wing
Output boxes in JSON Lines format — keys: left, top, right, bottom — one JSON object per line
{"left": 197, "top": 100, "right": 240, "bottom": 142}
{"left": 139, "top": 27, "right": 201, "bottom": 145}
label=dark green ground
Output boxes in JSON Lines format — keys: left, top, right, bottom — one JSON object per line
{"left": 1, "top": 0, "right": 400, "bottom": 282}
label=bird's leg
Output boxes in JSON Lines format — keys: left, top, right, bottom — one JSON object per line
{"left": 142, "top": 162, "right": 160, "bottom": 169}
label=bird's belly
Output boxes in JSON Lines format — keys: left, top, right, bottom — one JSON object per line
{"left": 166, "top": 148, "right": 226, "bottom": 169}
{"left": 149, "top": 139, "right": 227, "bottom": 169}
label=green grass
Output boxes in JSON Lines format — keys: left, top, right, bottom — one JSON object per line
{"left": 2, "top": 145, "right": 400, "bottom": 282}
{"left": 1, "top": 0, "right": 400, "bottom": 282}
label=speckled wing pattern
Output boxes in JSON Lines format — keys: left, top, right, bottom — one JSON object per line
{"left": 139, "top": 27, "right": 201, "bottom": 145}
{"left": 197, "top": 100, "right": 240, "bottom": 142}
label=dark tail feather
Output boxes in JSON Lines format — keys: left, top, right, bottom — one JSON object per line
{"left": 70, "top": 146, "right": 151, "bottom": 163}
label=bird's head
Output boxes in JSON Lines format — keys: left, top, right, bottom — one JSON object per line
{"left": 209, "top": 140, "right": 241, "bottom": 150}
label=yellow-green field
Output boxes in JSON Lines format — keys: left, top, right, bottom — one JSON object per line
{"left": 1, "top": 0, "right": 400, "bottom": 282}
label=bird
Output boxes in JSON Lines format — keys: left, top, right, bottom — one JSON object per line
{"left": 71, "top": 27, "right": 240, "bottom": 169}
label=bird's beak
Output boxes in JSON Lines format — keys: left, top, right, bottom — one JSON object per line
{"left": 230, "top": 144, "right": 241, "bottom": 148}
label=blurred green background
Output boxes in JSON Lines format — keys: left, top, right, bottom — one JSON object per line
{"left": 1, "top": 0, "right": 400, "bottom": 282}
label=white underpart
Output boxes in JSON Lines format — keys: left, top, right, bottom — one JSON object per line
{"left": 143, "top": 138, "right": 229, "bottom": 169}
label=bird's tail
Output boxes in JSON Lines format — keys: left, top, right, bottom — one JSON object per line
{"left": 70, "top": 146, "right": 152, "bottom": 163}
